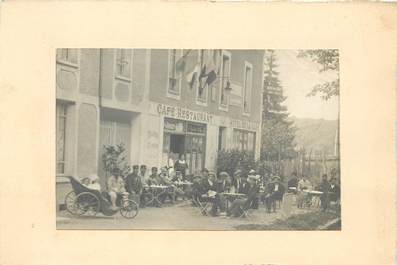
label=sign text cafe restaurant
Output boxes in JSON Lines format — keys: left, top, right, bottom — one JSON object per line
{"left": 149, "top": 102, "right": 261, "bottom": 175}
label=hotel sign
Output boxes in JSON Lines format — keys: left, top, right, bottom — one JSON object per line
{"left": 156, "top": 103, "right": 213, "bottom": 124}
{"left": 230, "top": 118, "right": 260, "bottom": 131}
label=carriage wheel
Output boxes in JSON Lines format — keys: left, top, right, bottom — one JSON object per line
{"left": 64, "top": 191, "right": 77, "bottom": 215}
{"left": 120, "top": 199, "right": 139, "bottom": 219}
{"left": 75, "top": 192, "right": 100, "bottom": 216}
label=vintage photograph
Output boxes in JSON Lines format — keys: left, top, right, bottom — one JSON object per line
{"left": 56, "top": 49, "right": 340, "bottom": 230}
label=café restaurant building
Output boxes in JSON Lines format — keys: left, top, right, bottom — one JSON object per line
{"left": 56, "top": 48, "right": 264, "bottom": 209}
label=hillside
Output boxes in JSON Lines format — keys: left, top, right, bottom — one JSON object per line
{"left": 289, "top": 117, "right": 339, "bottom": 156}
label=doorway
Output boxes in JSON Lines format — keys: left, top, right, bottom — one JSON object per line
{"left": 170, "top": 134, "right": 185, "bottom": 155}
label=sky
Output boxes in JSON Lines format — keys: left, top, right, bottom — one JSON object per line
{"left": 274, "top": 50, "right": 339, "bottom": 120}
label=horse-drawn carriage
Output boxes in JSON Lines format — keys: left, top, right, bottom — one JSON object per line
{"left": 64, "top": 176, "right": 139, "bottom": 219}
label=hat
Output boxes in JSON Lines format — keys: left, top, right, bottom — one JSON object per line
{"left": 247, "top": 175, "right": 260, "bottom": 182}
{"left": 202, "top": 168, "right": 209, "bottom": 173}
{"left": 132, "top": 165, "right": 139, "bottom": 169}
{"left": 234, "top": 169, "right": 242, "bottom": 176}
{"left": 140, "top": 165, "right": 147, "bottom": 169}
{"left": 273, "top": 176, "right": 281, "bottom": 181}
{"left": 151, "top": 166, "right": 158, "bottom": 171}
{"left": 249, "top": 169, "right": 256, "bottom": 175}
{"left": 88, "top": 174, "right": 99, "bottom": 182}
{"left": 219, "top": 172, "right": 229, "bottom": 178}
{"left": 208, "top": 171, "right": 216, "bottom": 176}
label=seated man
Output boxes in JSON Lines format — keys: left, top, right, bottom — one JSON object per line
{"left": 227, "top": 175, "right": 259, "bottom": 217}
{"left": 172, "top": 171, "right": 188, "bottom": 200}
{"left": 147, "top": 166, "right": 160, "bottom": 186}
{"left": 107, "top": 169, "right": 127, "bottom": 210}
{"left": 208, "top": 172, "right": 227, "bottom": 216}
{"left": 125, "top": 165, "right": 143, "bottom": 206}
{"left": 231, "top": 169, "right": 244, "bottom": 194}
{"left": 191, "top": 174, "right": 203, "bottom": 206}
{"left": 265, "top": 176, "right": 285, "bottom": 213}
{"left": 157, "top": 167, "right": 176, "bottom": 203}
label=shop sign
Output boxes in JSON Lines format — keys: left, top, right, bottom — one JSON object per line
{"left": 187, "top": 123, "right": 206, "bottom": 134}
{"left": 230, "top": 118, "right": 260, "bottom": 131}
{"left": 164, "top": 119, "right": 185, "bottom": 133}
{"left": 156, "top": 103, "right": 213, "bottom": 124}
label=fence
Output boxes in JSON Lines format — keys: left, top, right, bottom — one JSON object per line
{"left": 258, "top": 155, "right": 340, "bottom": 186}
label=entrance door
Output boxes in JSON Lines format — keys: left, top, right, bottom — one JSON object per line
{"left": 170, "top": 134, "right": 185, "bottom": 155}
{"left": 162, "top": 118, "right": 206, "bottom": 175}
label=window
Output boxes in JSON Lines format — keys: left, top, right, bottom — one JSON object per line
{"left": 56, "top": 104, "right": 67, "bottom": 174}
{"left": 167, "top": 49, "right": 183, "bottom": 97}
{"left": 219, "top": 50, "right": 231, "bottom": 109}
{"left": 57, "top": 49, "right": 78, "bottom": 65}
{"left": 218, "top": 127, "right": 226, "bottom": 151}
{"left": 233, "top": 129, "right": 255, "bottom": 153}
{"left": 243, "top": 62, "right": 253, "bottom": 114}
{"left": 115, "top": 49, "right": 132, "bottom": 79}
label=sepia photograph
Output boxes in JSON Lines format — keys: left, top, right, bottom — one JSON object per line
{"left": 56, "top": 48, "right": 341, "bottom": 230}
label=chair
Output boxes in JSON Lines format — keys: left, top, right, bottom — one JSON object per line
{"left": 193, "top": 194, "right": 213, "bottom": 216}
{"left": 239, "top": 199, "right": 255, "bottom": 218}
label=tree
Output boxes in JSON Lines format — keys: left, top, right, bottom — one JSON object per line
{"left": 102, "top": 143, "right": 130, "bottom": 178}
{"left": 261, "top": 50, "right": 296, "bottom": 161}
{"left": 298, "top": 50, "right": 339, "bottom": 100}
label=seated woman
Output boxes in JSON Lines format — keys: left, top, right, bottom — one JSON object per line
{"left": 107, "top": 170, "right": 126, "bottom": 210}
{"left": 87, "top": 174, "right": 101, "bottom": 191}
{"left": 80, "top": 177, "right": 91, "bottom": 187}
{"left": 296, "top": 175, "right": 312, "bottom": 208}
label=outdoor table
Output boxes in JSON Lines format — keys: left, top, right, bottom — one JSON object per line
{"left": 144, "top": 185, "right": 170, "bottom": 206}
{"left": 221, "top": 192, "right": 247, "bottom": 211}
{"left": 173, "top": 181, "right": 193, "bottom": 187}
{"left": 303, "top": 190, "right": 323, "bottom": 207}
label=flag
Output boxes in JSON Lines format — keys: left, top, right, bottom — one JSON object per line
{"left": 175, "top": 49, "right": 192, "bottom": 73}
{"left": 186, "top": 64, "right": 199, "bottom": 89}
{"left": 205, "top": 70, "right": 217, "bottom": 87}
{"left": 198, "top": 65, "right": 207, "bottom": 96}
{"left": 204, "top": 50, "right": 218, "bottom": 87}
{"left": 176, "top": 57, "right": 186, "bottom": 72}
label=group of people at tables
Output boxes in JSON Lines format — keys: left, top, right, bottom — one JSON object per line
{"left": 287, "top": 172, "right": 341, "bottom": 211}
{"left": 79, "top": 162, "right": 340, "bottom": 216}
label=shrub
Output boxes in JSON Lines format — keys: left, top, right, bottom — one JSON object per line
{"left": 216, "top": 149, "right": 256, "bottom": 177}
{"left": 102, "top": 143, "right": 130, "bottom": 178}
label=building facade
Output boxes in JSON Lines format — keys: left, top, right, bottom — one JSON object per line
{"left": 56, "top": 49, "right": 264, "bottom": 209}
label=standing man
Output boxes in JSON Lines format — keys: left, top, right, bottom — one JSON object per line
{"left": 319, "top": 174, "right": 331, "bottom": 212}
{"left": 329, "top": 177, "right": 341, "bottom": 205}
{"left": 139, "top": 165, "right": 148, "bottom": 185}
{"left": 125, "top": 165, "right": 143, "bottom": 206}
{"left": 287, "top": 172, "right": 299, "bottom": 193}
